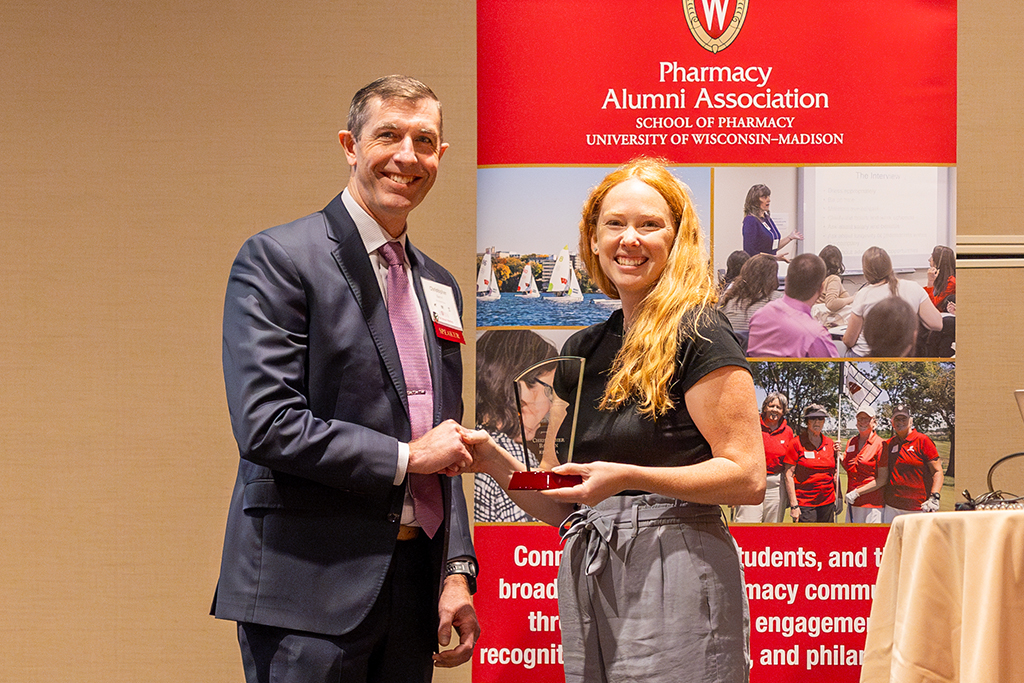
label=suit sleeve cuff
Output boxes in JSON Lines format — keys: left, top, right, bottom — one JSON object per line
{"left": 394, "top": 442, "right": 409, "bottom": 485}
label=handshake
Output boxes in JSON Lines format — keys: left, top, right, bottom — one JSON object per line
{"left": 407, "top": 420, "right": 495, "bottom": 477}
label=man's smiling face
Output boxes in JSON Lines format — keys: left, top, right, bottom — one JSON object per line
{"left": 341, "top": 96, "right": 447, "bottom": 236}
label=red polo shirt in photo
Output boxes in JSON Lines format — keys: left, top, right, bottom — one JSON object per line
{"left": 784, "top": 434, "right": 837, "bottom": 507}
{"left": 882, "top": 429, "right": 940, "bottom": 511}
{"left": 842, "top": 431, "right": 884, "bottom": 508}
{"left": 762, "top": 417, "right": 795, "bottom": 475}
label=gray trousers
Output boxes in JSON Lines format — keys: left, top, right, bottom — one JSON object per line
{"left": 558, "top": 495, "right": 750, "bottom": 683}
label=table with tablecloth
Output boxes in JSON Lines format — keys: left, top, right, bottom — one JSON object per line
{"left": 861, "top": 509, "right": 1024, "bottom": 682}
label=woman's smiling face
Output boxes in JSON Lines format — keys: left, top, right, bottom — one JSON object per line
{"left": 763, "top": 398, "right": 784, "bottom": 426}
{"left": 590, "top": 177, "right": 676, "bottom": 310}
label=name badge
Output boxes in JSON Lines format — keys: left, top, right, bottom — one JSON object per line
{"left": 422, "top": 279, "right": 466, "bottom": 344}
{"left": 803, "top": 451, "right": 815, "bottom": 460}
{"left": 771, "top": 237, "right": 781, "bottom": 250}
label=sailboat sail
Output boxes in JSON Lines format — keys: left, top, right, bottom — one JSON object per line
{"left": 477, "top": 252, "right": 493, "bottom": 293}
{"left": 560, "top": 269, "right": 583, "bottom": 302}
{"left": 547, "top": 247, "right": 583, "bottom": 302}
{"left": 516, "top": 265, "right": 539, "bottom": 298}
{"left": 566, "top": 269, "right": 583, "bottom": 298}
{"left": 547, "top": 247, "right": 572, "bottom": 293}
{"left": 476, "top": 252, "right": 500, "bottom": 301}
{"left": 516, "top": 267, "right": 532, "bottom": 292}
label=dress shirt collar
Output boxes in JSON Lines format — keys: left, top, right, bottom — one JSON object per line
{"left": 342, "top": 188, "right": 408, "bottom": 256}
{"left": 780, "top": 294, "right": 813, "bottom": 315}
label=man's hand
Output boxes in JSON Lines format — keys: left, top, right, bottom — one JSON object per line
{"left": 409, "top": 419, "right": 473, "bottom": 476}
{"left": 433, "top": 574, "right": 479, "bottom": 668}
{"left": 845, "top": 489, "right": 860, "bottom": 506}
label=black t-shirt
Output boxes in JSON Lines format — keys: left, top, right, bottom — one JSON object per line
{"left": 554, "top": 308, "right": 750, "bottom": 468}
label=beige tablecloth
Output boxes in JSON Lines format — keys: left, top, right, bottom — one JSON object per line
{"left": 861, "top": 510, "right": 1024, "bottom": 683}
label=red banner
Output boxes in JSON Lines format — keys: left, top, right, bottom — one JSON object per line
{"left": 473, "top": 525, "right": 564, "bottom": 682}
{"left": 736, "top": 524, "right": 890, "bottom": 681}
{"left": 473, "top": 523, "right": 890, "bottom": 683}
{"left": 478, "top": 0, "right": 956, "bottom": 165}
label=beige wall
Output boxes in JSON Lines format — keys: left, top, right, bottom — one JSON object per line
{"left": 0, "top": 1, "right": 1018, "bottom": 681}
{"left": 957, "top": 2, "right": 1024, "bottom": 498}
{"left": 1, "top": 1, "right": 475, "bottom": 681}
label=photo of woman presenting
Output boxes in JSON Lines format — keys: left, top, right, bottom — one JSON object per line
{"left": 741, "top": 183, "right": 802, "bottom": 261}
{"left": 464, "top": 157, "right": 764, "bottom": 683}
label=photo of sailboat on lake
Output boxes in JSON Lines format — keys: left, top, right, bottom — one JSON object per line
{"left": 476, "top": 166, "right": 710, "bottom": 327}
{"left": 546, "top": 246, "right": 583, "bottom": 303}
{"left": 516, "top": 264, "right": 540, "bottom": 298}
{"left": 474, "top": 247, "right": 615, "bottom": 328}
{"left": 476, "top": 251, "right": 500, "bottom": 302}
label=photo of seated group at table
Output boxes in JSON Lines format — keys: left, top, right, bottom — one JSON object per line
{"left": 713, "top": 167, "right": 956, "bottom": 359}
{"left": 735, "top": 359, "right": 954, "bottom": 524}
{"left": 718, "top": 243, "right": 955, "bottom": 359}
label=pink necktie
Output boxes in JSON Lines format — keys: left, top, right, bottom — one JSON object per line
{"left": 378, "top": 241, "right": 443, "bottom": 538}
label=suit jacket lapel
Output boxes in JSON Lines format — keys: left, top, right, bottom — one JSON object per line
{"left": 322, "top": 195, "right": 410, "bottom": 416}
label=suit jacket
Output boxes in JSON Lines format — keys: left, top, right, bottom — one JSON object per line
{"left": 212, "top": 193, "right": 474, "bottom": 636}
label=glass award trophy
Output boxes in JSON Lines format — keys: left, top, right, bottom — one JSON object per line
{"left": 507, "top": 355, "right": 585, "bottom": 490}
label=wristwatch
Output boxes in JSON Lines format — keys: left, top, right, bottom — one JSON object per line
{"left": 446, "top": 559, "right": 478, "bottom": 594}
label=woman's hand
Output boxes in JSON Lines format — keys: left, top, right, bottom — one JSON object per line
{"left": 540, "top": 461, "right": 631, "bottom": 507}
{"left": 459, "top": 427, "right": 577, "bottom": 527}
{"left": 458, "top": 428, "right": 521, "bottom": 479}
{"left": 927, "top": 266, "right": 938, "bottom": 288}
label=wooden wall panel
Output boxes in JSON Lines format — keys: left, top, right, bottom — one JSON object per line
{"left": 955, "top": 264, "right": 1024, "bottom": 502}
{"left": 958, "top": 2, "right": 1024, "bottom": 238}
{"left": 957, "top": 1, "right": 1024, "bottom": 503}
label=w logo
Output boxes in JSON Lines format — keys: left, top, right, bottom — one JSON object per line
{"left": 683, "top": 0, "right": 748, "bottom": 53}
{"left": 700, "top": 0, "right": 731, "bottom": 36}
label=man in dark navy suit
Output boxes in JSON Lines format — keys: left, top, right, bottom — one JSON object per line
{"left": 212, "top": 75, "right": 479, "bottom": 682}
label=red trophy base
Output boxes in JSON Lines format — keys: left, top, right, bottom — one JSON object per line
{"left": 508, "top": 471, "right": 583, "bottom": 490}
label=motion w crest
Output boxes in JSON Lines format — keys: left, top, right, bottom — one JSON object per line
{"left": 683, "top": 0, "right": 748, "bottom": 53}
